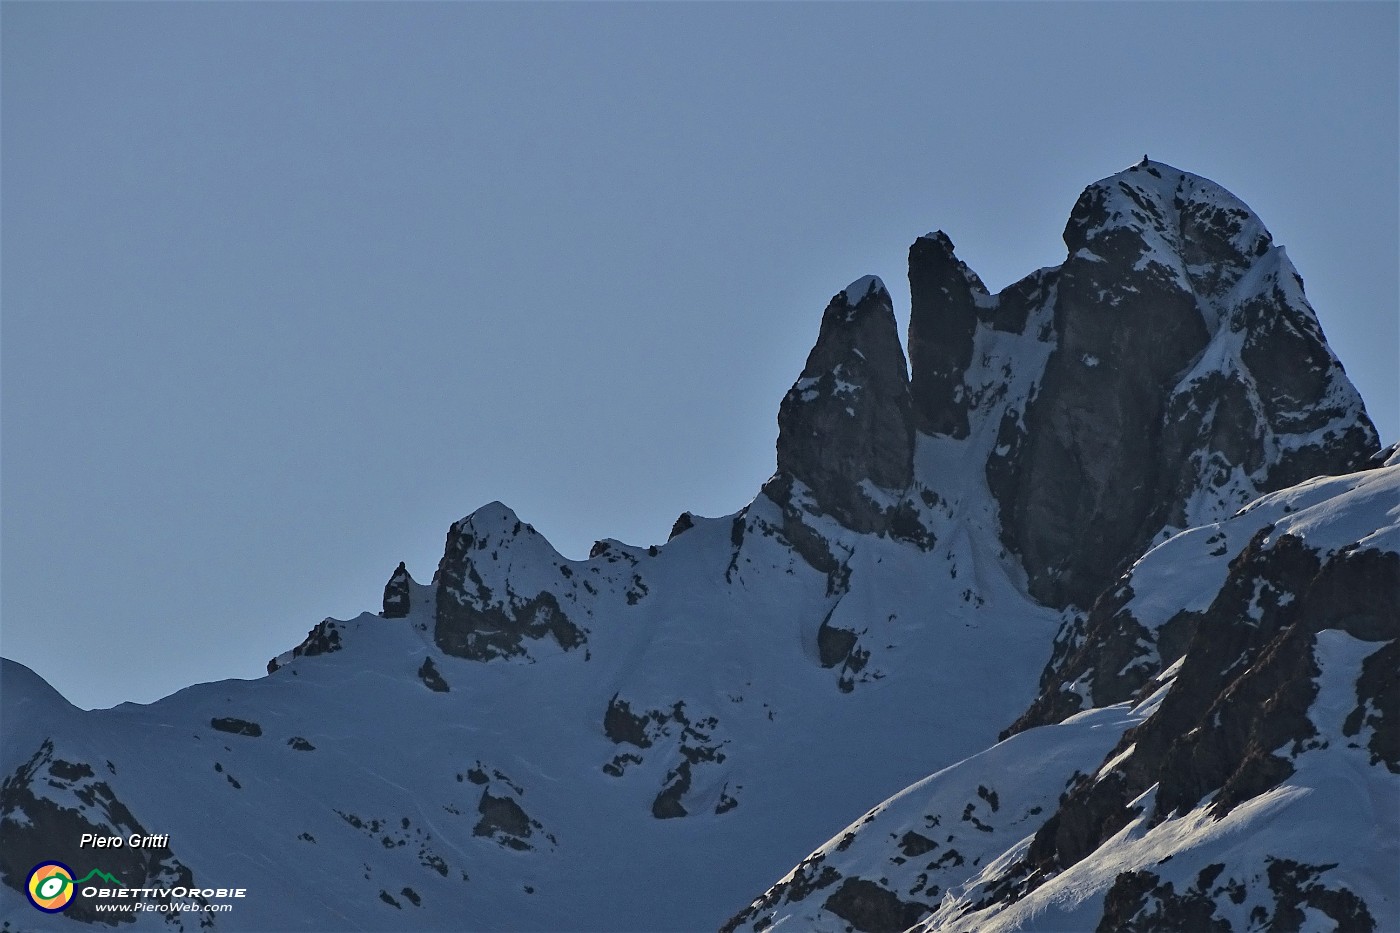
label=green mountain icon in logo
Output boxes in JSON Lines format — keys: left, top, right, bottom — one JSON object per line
{"left": 73, "top": 868, "right": 124, "bottom": 887}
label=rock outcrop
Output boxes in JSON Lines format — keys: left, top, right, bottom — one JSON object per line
{"left": 433, "top": 504, "right": 588, "bottom": 662}
{"left": 907, "top": 231, "right": 989, "bottom": 438}
{"left": 1008, "top": 453, "right": 1399, "bottom": 737}
{"left": 382, "top": 561, "right": 413, "bottom": 618}
{"left": 764, "top": 276, "right": 914, "bottom": 535}
{"left": 0, "top": 740, "right": 211, "bottom": 926}
{"left": 972, "top": 161, "right": 1379, "bottom": 607}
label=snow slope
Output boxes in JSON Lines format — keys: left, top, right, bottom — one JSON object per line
{"left": 732, "top": 460, "right": 1398, "bottom": 932}
{"left": 1, "top": 453, "right": 1065, "bottom": 930}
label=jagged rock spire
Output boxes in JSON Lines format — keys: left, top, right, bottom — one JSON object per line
{"left": 381, "top": 561, "right": 414, "bottom": 618}
{"left": 907, "top": 231, "right": 989, "bottom": 438}
{"left": 767, "top": 276, "right": 914, "bottom": 533}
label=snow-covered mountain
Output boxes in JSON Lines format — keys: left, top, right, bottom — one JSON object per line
{"left": 725, "top": 450, "right": 1397, "bottom": 933}
{"left": 2, "top": 160, "right": 1390, "bottom": 933}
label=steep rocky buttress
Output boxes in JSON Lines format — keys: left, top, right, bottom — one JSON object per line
{"left": 762, "top": 275, "right": 915, "bottom": 536}
{"left": 961, "top": 160, "right": 1378, "bottom": 608}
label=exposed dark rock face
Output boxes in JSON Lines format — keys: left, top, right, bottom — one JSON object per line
{"left": 1097, "top": 859, "right": 1376, "bottom": 933}
{"left": 434, "top": 517, "right": 585, "bottom": 662}
{"left": 473, "top": 792, "right": 533, "bottom": 848}
{"left": 0, "top": 741, "right": 207, "bottom": 924}
{"left": 436, "top": 585, "right": 581, "bottom": 662}
{"left": 1010, "top": 461, "right": 1398, "bottom": 741}
{"left": 907, "top": 231, "right": 988, "bottom": 438}
{"left": 722, "top": 852, "right": 844, "bottom": 933}
{"left": 993, "top": 175, "right": 1209, "bottom": 609}
{"left": 898, "top": 831, "right": 937, "bottom": 857}
{"left": 752, "top": 473, "right": 849, "bottom": 586}
{"left": 669, "top": 511, "right": 695, "bottom": 540}
{"left": 1004, "top": 583, "right": 1151, "bottom": 738}
{"left": 650, "top": 704, "right": 727, "bottom": 820}
{"left": 1097, "top": 867, "right": 1235, "bottom": 933}
{"left": 765, "top": 276, "right": 914, "bottom": 534}
{"left": 295, "top": 620, "right": 344, "bottom": 657}
{"left": 596, "top": 694, "right": 729, "bottom": 818}
{"left": 817, "top": 617, "right": 859, "bottom": 669}
{"left": 603, "top": 694, "right": 653, "bottom": 748}
{"left": 269, "top": 618, "right": 346, "bottom": 672}
{"left": 417, "top": 657, "right": 449, "bottom": 692}
{"left": 821, "top": 877, "right": 930, "bottom": 933}
{"left": 985, "top": 162, "right": 1378, "bottom": 609}
{"left": 985, "top": 266, "right": 1054, "bottom": 335}
{"left": 816, "top": 610, "right": 870, "bottom": 694}
{"left": 1345, "top": 637, "right": 1398, "bottom": 772}
{"left": 210, "top": 717, "right": 262, "bottom": 737}
{"left": 1005, "top": 573, "right": 1209, "bottom": 739}
{"left": 651, "top": 773, "right": 690, "bottom": 819}
{"left": 334, "top": 808, "right": 463, "bottom": 880}
{"left": 1011, "top": 534, "right": 1398, "bottom": 897}
{"left": 469, "top": 775, "right": 554, "bottom": 852}
{"left": 382, "top": 561, "right": 413, "bottom": 618}
{"left": 1259, "top": 858, "right": 1378, "bottom": 931}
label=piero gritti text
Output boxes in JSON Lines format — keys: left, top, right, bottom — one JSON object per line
{"left": 80, "top": 832, "right": 170, "bottom": 849}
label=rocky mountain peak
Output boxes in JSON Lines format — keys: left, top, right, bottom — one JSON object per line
{"left": 840, "top": 273, "right": 889, "bottom": 308}
{"left": 768, "top": 275, "right": 914, "bottom": 533}
{"left": 1064, "top": 160, "right": 1273, "bottom": 306}
{"left": 4, "top": 162, "right": 1387, "bottom": 933}
{"left": 907, "top": 230, "right": 990, "bottom": 438}
{"left": 982, "top": 161, "right": 1378, "bottom": 608}
{"left": 450, "top": 500, "right": 526, "bottom": 538}
{"left": 753, "top": 161, "right": 1375, "bottom": 609}
{"left": 431, "top": 501, "right": 587, "bottom": 662}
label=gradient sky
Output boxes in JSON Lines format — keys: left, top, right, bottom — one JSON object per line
{"left": 4, "top": 3, "right": 1396, "bottom": 710}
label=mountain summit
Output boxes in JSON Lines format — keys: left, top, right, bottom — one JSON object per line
{"left": 978, "top": 161, "right": 1375, "bottom": 607}
{"left": 2, "top": 162, "right": 1390, "bottom": 932}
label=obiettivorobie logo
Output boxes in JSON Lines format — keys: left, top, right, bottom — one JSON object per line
{"left": 25, "top": 861, "right": 246, "bottom": 916}
{"left": 26, "top": 862, "right": 122, "bottom": 913}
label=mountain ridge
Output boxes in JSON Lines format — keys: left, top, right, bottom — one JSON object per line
{"left": 2, "top": 160, "right": 1388, "bottom": 933}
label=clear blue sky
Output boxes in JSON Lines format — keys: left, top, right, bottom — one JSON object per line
{"left": 4, "top": 3, "right": 1396, "bottom": 710}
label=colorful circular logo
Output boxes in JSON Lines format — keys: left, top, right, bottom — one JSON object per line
{"left": 27, "top": 861, "right": 76, "bottom": 912}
